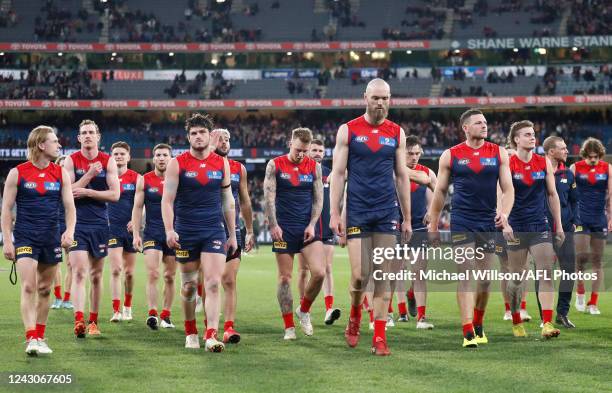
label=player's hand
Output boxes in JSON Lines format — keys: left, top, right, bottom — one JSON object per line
{"left": 269, "top": 225, "right": 283, "bottom": 242}
{"left": 166, "top": 230, "right": 181, "bottom": 250}
{"left": 401, "top": 220, "right": 412, "bottom": 244}
{"left": 423, "top": 211, "right": 431, "bottom": 227}
{"left": 60, "top": 231, "right": 74, "bottom": 249}
{"left": 3, "top": 241, "right": 15, "bottom": 261}
{"left": 338, "top": 233, "right": 347, "bottom": 248}
{"left": 495, "top": 211, "right": 508, "bottom": 229}
{"left": 427, "top": 226, "right": 441, "bottom": 248}
{"left": 608, "top": 218, "right": 612, "bottom": 232}
{"left": 244, "top": 232, "right": 255, "bottom": 253}
{"left": 210, "top": 129, "right": 221, "bottom": 150}
{"left": 304, "top": 224, "right": 315, "bottom": 242}
{"left": 126, "top": 221, "right": 134, "bottom": 233}
{"left": 554, "top": 230, "right": 565, "bottom": 247}
{"left": 72, "top": 187, "right": 91, "bottom": 199}
{"left": 226, "top": 233, "right": 238, "bottom": 255}
{"left": 502, "top": 223, "right": 515, "bottom": 242}
{"left": 133, "top": 235, "right": 143, "bottom": 252}
{"left": 86, "top": 161, "right": 103, "bottom": 178}
{"left": 330, "top": 212, "right": 345, "bottom": 237}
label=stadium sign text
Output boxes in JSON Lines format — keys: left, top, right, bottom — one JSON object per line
{"left": 462, "top": 35, "right": 612, "bottom": 49}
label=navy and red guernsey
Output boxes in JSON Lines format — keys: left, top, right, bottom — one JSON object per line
{"left": 407, "top": 164, "right": 430, "bottom": 230}
{"left": 346, "top": 115, "right": 400, "bottom": 215}
{"left": 70, "top": 151, "right": 111, "bottom": 227}
{"left": 449, "top": 141, "right": 500, "bottom": 227}
{"left": 228, "top": 159, "right": 242, "bottom": 229}
{"left": 175, "top": 151, "right": 225, "bottom": 237}
{"left": 274, "top": 155, "right": 317, "bottom": 229}
{"left": 574, "top": 160, "right": 609, "bottom": 225}
{"left": 108, "top": 169, "right": 138, "bottom": 229}
{"left": 143, "top": 171, "right": 165, "bottom": 241}
{"left": 316, "top": 165, "right": 333, "bottom": 240}
{"left": 508, "top": 153, "right": 548, "bottom": 227}
{"left": 15, "top": 162, "right": 63, "bottom": 236}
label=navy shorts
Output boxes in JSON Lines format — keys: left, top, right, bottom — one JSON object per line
{"left": 450, "top": 217, "right": 496, "bottom": 253}
{"left": 272, "top": 225, "right": 321, "bottom": 254}
{"left": 315, "top": 219, "right": 335, "bottom": 244}
{"left": 175, "top": 229, "right": 227, "bottom": 263}
{"left": 226, "top": 230, "right": 243, "bottom": 262}
{"left": 69, "top": 226, "right": 109, "bottom": 259}
{"left": 503, "top": 222, "right": 552, "bottom": 251}
{"left": 346, "top": 207, "right": 399, "bottom": 239}
{"left": 575, "top": 218, "right": 608, "bottom": 239}
{"left": 142, "top": 237, "right": 175, "bottom": 257}
{"left": 14, "top": 231, "right": 62, "bottom": 265}
{"left": 108, "top": 228, "right": 136, "bottom": 253}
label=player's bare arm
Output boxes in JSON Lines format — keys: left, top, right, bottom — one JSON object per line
{"left": 264, "top": 159, "right": 282, "bottom": 241}
{"left": 221, "top": 157, "right": 237, "bottom": 252}
{"left": 73, "top": 157, "right": 120, "bottom": 202}
{"left": 60, "top": 167, "right": 76, "bottom": 249}
{"left": 496, "top": 147, "right": 515, "bottom": 237}
{"left": 238, "top": 164, "right": 255, "bottom": 252}
{"left": 423, "top": 170, "right": 437, "bottom": 226}
{"left": 1, "top": 168, "right": 18, "bottom": 261}
{"left": 607, "top": 163, "right": 612, "bottom": 230}
{"left": 395, "top": 128, "right": 412, "bottom": 241}
{"left": 428, "top": 149, "right": 451, "bottom": 232}
{"left": 329, "top": 124, "right": 349, "bottom": 236}
{"left": 307, "top": 163, "right": 324, "bottom": 231}
{"left": 161, "top": 157, "right": 180, "bottom": 249}
{"left": 64, "top": 155, "right": 96, "bottom": 189}
{"left": 131, "top": 175, "right": 145, "bottom": 251}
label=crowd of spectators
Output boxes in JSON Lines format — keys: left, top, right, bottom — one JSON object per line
{"left": 34, "top": 0, "right": 98, "bottom": 41}
{"left": 0, "top": 68, "right": 102, "bottom": 99}
{"left": 567, "top": 0, "right": 611, "bottom": 36}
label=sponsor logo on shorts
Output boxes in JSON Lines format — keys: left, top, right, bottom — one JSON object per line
{"left": 24, "top": 182, "right": 37, "bottom": 189}
{"left": 378, "top": 137, "right": 396, "bottom": 147}
{"left": 108, "top": 238, "right": 118, "bottom": 246}
{"left": 531, "top": 171, "right": 545, "bottom": 180}
{"left": 298, "top": 174, "right": 313, "bottom": 182}
{"left": 273, "top": 241, "right": 287, "bottom": 249}
{"left": 355, "top": 136, "right": 369, "bottom": 143}
{"left": 207, "top": 170, "right": 223, "bottom": 180}
{"left": 55, "top": 253, "right": 62, "bottom": 259}
{"left": 480, "top": 158, "right": 497, "bottom": 166}
{"left": 575, "top": 226, "right": 583, "bottom": 232}
{"left": 143, "top": 240, "right": 156, "bottom": 248}
{"left": 452, "top": 234, "right": 467, "bottom": 242}
{"left": 506, "top": 238, "right": 521, "bottom": 246}
{"left": 71, "top": 240, "right": 78, "bottom": 248}
{"left": 457, "top": 159, "right": 470, "bottom": 165}
{"left": 99, "top": 244, "right": 107, "bottom": 250}
{"left": 495, "top": 245, "right": 504, "bottom": 253}
{"left": 54, "top": 247, "right": 62, "bottom": 253}
{"left": 44, "top": 181, "right": 60, "bottom": 191}
{"left": 16, "top": 246, "right": 32, "bottom": 255}
{"left": 176, "top": 249, "right": 189, "bottom": 258}
{"left": 347, "top": 227, "right": 361, "bottom": 235}
{"left": 540, "top": 232, "right": 550, "bottom": 239}
{"left": 185, "top": 171, "right": 198, "bottom": 178}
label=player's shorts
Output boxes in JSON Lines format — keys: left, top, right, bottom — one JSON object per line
{"left": 272, "top": 225, "right": 321, "bottom": 254}
{"left": 322, "top": 237, "right": 336, "bottom": 246}
{"left": 494, "top": 231, "right": 508, "bottom": 259}
{"left": 14, "top": 230, "right": 62, "bottom": 265}
{"left": 502, "top": 222, "right": 552, "bottom": 251}
{"left": 315, "top": 219, "right": 335, "bottom": 244}
{"left": 69, "top": 226, "right": 109, "bottom": 259}
{"left": 142, "top": 236, "right": 175, "bottom": 257}
{"left": 108, "top": 227, "right": 136, "bottom": 253}
{"left": 575, "top": 218, "right": 608, "bottom": 239}
{"left": 407, "top": 225, "right": 429, "bottom": 248}
{"left": 346, "top": 207, "right": 399, "bottom": 239}
{"left": 175, "top": 230, "right": 227, "bottom": 263}
{"left": 226, "top": 230, "right": 243, "bottom": 262}
{"left": 450, "top": 217, "right": 496, "bottom": 253}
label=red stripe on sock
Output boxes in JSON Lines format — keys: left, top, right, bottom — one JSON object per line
{"left": 417, "top": 306, "right": 426, "bottom": 320}
{"left": 63, "top": 291, "right": 70, "bottom": 302}
{"left": 89, "top": 312, "right": 98, "bottom": 324}
{"left": 112, "top": 299, "right": 120, "bottom": 313}
{"left": 148, "top": 309, "right": 158, "bottom": 317}
{"left": 398, "top": 302, "right": 408, "bottom": 316}
{"left": 184, "top": 319, "right": 197, "bottom": 335}
{"left": 473, "top": 308, "right": 485, "bottom": 326}
{"left": 124, "top": 293, "right": 132, "bottom": 307}
{"left": 462, "top": 323, "right": 474, "bottom": 337}
{"left": 504, "top": 302, "right": 510, "bottom": 312}
{"left": 282, "top": 313, "right": 294, "bottom": 329}
{"left": 160, "top": 309, "right": 170, "bottom": 319}
{"left": 26, "top": 329, "right": 38, "bottom": 340}
{"left": 224, "top": 321, "right": 234, "bottom": 331}
{"left": 35, "top": 324, "right": 46, "bottom": 339}
{"left": 350, "top": 305, "right": 362, "bottom": 320}
{"left": 542, "top": 309, "right": 553, "bottom": 323}
{"left": 373, "top": 319, "right": 386, "bottom": 342}
{"left": 520, "top": 301, "right": 527, "bottom": 310}
{"left": 53, "top": 286, "right": 62, "bottom": 300}
{"left": 300, "top": 297, "right": 313, "bottom": 313}
{"left": 512, "top": 312, "right": 522, "bottom": 325}
{"left": 75, "top": 311, "right": 84, "bottom": 322}
{"left": 324, "top": 295, "right": 334, "bottom": 311}
{"left": 588, "top": 292, "right": 599, "bottom": 306}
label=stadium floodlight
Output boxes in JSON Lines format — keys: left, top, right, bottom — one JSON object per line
{"left": 0, "top": 52, "right": 4, "bottom": 56}
{"left": 513, "top": 48, "right": 519, "bottom": 52}
{"left": 365, "top": 51, "right": 371, "bottom": 55}
{"left": 111, "top": 52, "right": 117, "bottom": 57}
{"left": 287, "top": 52, "right": 292, "bottom": 56}
{"left": 169, "top": 52, "right": 175, "bottom": 57}
{"left": 406, "top": 50, "right": 412, "bottom": 54}
{"left": 58, "top": 52, "right": 63, "bottom": 57}
{"left": 572, "top": 47, "right": 578, "bottom": 51}
{"left": 537, "top": 48, "right": 547, "bottom": 55}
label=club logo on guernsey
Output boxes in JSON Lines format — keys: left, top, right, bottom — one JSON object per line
{"left": 298, "top": 174, "right": 313, "bottom": 182}
{"left": 24, "top": 182, "right": 37, "bottom": 189}
{"left": 531, "top": 171, "right": 545, "bottom": 180}
{"left": 378, "top": 137, "right": 396, "bottom": 147}
{"left": 122, "top": 184, "right": 135, "bottom": 191}
{"left": 185, "top": 171, "right": 198, "bottom": 178}
{"left": 355, "top": 136, "right": 369, "bottom": 143}
{"left": 44, "top": 182, "right": 60, "bottom": 191}
{"left": 480, "top": 158, "right": 497, "bottom": 166}
{"left": 207, "top": 171, "right": 222, "bottom": 180}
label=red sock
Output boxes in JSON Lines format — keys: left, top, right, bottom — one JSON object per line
{"left": 63, "top": 291, "right": 71, "bottom": 302}
{"left": 473, "top": 308, "right": 485, "bottom": 326}
{"left": 205, "top": 328, "right": 217, "bottom": 340}
{"left": 362, "top": 296, "right": 369, "bottom": 310}
{"left": 417, "top": 306, "right": 426, "bottom": 320}
{"left": 324, "top": 295, "right": 334, "bottom": 311}
{"left": 387, "top": 301, "right": 394, "bottom": 314}
{"left": 282, "top": 313, "right": 294, "bottom": 329}
{"left": 112, "top": 299, "right": 120, "bottom": 313}
{"left": 160, "top": 309, "right": 170, "bottom": 320}
{"left": 300, "top": 297, "right": 313, "bottom": 313}
{"left": 350, "top": 304, "right": 362, "bottom": 320}
{"left": 462, "top": 323, "right": 474, "bottom": 337}
{"left": 36, "top": 323, "right": 46, "bottom": 339}
{"left": 148, "top": 309, "right": 158, "bottom": 317}
{"left": 373, "top": 319, "right": 386, "bottom": 342}
{"left": 124, "top": 293, "right": 132, "bottom": 307}
{"left": 520, "top": 301, "right": 527, "bottom": 310}
{"left": 588, "top": 292, "right": 599, "bottom": 306}
{"left": 224, "top": 320, "right": 234, "bottom": 331}
{"left": 89, "top": 312, "right": 98, "bottom": 324}
{"left": 197, "top": 283, "right": 203, "bottom": 297}
{"left": 577, "top": 281, "right": 585, "bottom": 295}
{"left": 512, "top": 312, "right": 522, "bottom": 325}
{"left": 184, "top": 319, "right": 197, "bottom": 335}
{"left": 369, "top": 309, "right": 374, "bottom": 323}
{"left": 25, "top": 329, "right": 38, "bottom": 340}
{"left": 504, "top": 302, "right": 510, "bottom": 312}
{"left": 542, "top": 309, "right": 553, "bottom": 323}
{"left": 398, "top": 302, "right": 408, "bottom": 316}
{"left": 75, "top": 311, "right": 84, "bottom": 322}
{"left": 53, "top": 285, "right": 62, "bottom": 300}
{"left": 407, "top": 288, "right": 415, "bottom": 300}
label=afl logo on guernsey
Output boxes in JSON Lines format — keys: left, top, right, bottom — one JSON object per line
{"left": 378, "top": 137, "right": 396, "bottom": 147}
{"left": 480, "top": 158, "right": 497, "bottom": 166}
{"left": 458, "top": 159, "right": 471, "bottom": 165}
{"left": 44, "top": 182, "right": 60, "bottom": 191}
{"left": 24, "top": 182, "right": 37, "bottom": 189}
{"left": 513, "top": 173, "right": 524, "bottom": 180}
{"left": 355, "top": 136, "right": 369, "bottom": 143}
{"left": 207, "top": 170, "right": 222, "bottom": 180}
{"left": 148, "top": 187, "right": 159, "bottom": 193}
{"left": 185, "top": 171, "right": 198, "bottom": 178}
{"left": 280, "top": 172, "right": 291, "bottom": 180}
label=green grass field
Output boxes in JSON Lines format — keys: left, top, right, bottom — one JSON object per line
{"left": 0, "top": 247, "right": 611, "bottom": 393}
